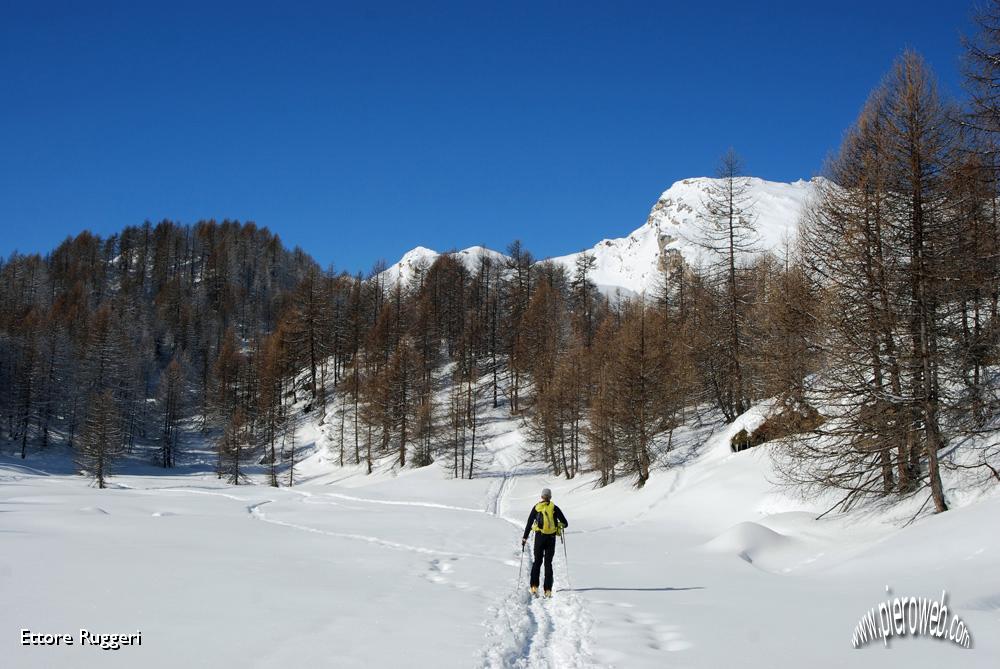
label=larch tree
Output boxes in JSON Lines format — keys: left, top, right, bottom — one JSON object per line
{"left": 693, "top": 148, "right": 759, "bottom": 421}
{"left": 786, "top": 52, "right": 955, "bottom": 512}
{"left": 77, "top": 390, "right": 123, "bottom": 489}
{"left": 219, "top": 408, "right": 252, "bottom": 485}
{"left": 157, "top": 357, "right": 187, "bottom": 468}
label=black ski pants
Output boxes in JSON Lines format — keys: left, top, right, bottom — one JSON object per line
{"left": 530, "top": 532, "right": 557, "bottom": 591}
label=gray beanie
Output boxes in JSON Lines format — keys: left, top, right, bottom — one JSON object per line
{"left": 541, "top": 488, "right": 552, "bottom": 500}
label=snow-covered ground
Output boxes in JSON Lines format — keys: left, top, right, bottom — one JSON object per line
{"left": 3, "top": 402, "right": 999, "bottom": 668}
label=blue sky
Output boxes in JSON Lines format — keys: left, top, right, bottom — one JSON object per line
{"left": 0, "top": 1, "right": 976, "bottom": 273}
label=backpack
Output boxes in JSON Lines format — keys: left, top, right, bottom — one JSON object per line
{"left": 531, "top": 501, "right": 559, "bottom": 535}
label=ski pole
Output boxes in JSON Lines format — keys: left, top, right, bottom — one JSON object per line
{"left": 516, "top": 540, "right": 525, "bottom": 589}
{"left": 560, "top": 530, "right": 572, "bottom": 591}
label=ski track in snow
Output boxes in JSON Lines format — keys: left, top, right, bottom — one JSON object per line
{"left": 477, "top": 442, "right": 597, "bottom": 668}
{"left": 247, "top": 499, "right": 507, "bottom": 564}
{"left": 486, "top": 474, "right": 512, "bottom": 516}
{"left": 480, "top": 579, "right": 597, "bottom": 668}
{"left": 64, "top": 402, "right": 600, "bottom": 667}
{"left": 157, "top": 487, "right": 250, "bottom": 501}
{"left": 324, "top": 491, "right": 484, "bottom": 514}
{"left": 0, "top": 462, "right": 57, "bottom": 477}
{"left": 0, "top": 461, "right": 68, "bottom": 485}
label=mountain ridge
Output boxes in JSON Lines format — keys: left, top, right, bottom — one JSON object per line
{"left": 382, "top": 175, "right": 823, "bottom": 295}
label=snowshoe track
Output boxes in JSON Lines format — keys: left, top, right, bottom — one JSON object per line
{"left": 480, "top": 581, "right": 596, "bottom": 668}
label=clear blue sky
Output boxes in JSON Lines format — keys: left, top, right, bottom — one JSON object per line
{"left": 0, "top": 1, "right": 976, "bottom": 273}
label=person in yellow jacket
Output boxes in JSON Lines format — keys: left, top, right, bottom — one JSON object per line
{"left": 520, "top": 487, "right": 568, "bottom": 597}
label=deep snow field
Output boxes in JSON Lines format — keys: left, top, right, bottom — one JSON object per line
{"left": 2, "top": 403, "right": 999, "bottom": 669}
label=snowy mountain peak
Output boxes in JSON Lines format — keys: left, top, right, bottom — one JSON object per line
{"left": 401, "top": 245, "right": 437, "bottom": 259}
{"left": 381, "top": 245, "right": 508, "bottom": 286}
{"left": 549, "top": 176, "right": 822, "bottom": 295}
{"left": 382, "top": 176, "right": 822, "bottom": 295}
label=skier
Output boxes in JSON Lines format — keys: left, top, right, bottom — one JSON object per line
{"left": 521, "top": 487, "right": 568, "bottom": 597}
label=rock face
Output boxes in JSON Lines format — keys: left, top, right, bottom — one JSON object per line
{"left": 383, "top": 176, "right": 823, "bottom": 296}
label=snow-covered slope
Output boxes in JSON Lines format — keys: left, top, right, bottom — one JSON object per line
{"left": 381, "top": 177, "right": 821, "bottom": 296}
{"left": 379, "top": 245, "right": 508, "bottom": 287}
{"left": 4, "top": 395, "right": 997, "bottom": 669}
{"left": 548, "top": 176, "right": 822, "bottom": 295}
